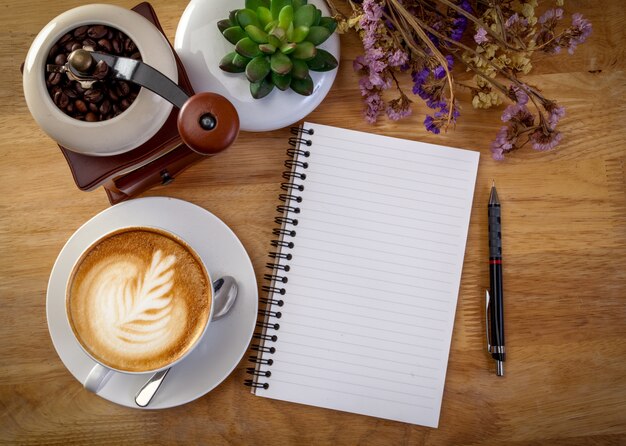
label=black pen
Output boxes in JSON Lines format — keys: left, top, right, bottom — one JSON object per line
{"left": 486, "top": 180, "right": 505, "bottom": 376}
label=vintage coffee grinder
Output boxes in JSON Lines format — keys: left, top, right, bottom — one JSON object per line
{"left": 23, "top": 3, "right": 240, "bottom": 204}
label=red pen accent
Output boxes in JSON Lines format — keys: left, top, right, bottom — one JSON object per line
{"left": 489, "top": 259, "right": 502, "bottom": 265}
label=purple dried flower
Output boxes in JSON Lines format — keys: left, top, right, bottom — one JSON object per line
{"left": 509, "top": 85, "right": 529, "bottom": 105}
{"left": 386, "top": 94, "right": 412, "bottom": 121}
{"left": 530, "top": 129, "right": 563, "bottom": 151}
{"left": 546, "top": 103, "right": 566, "bottom": 127}
{"left": 388, "top": 49, "right": 408, "bottom": 67}
{"left": 491, "top": 126, "right": 516, "bottom": 160}
{"left": 424, "top": 115, "right": 440, "bottom": 134}
{"left": 501, "top": 104, "right": 534, "bottom": 126}
{"left": 474, "top": 28, "right": 489, "bottom": 44}
{"left": 566, "top": 13, "right": 592, "bottom": 54}
{"left": 538, "top": 8, "right": 564, "bottom": 25}
{"left": 364, "top": 91, "right": 384, "bottom": 124}
{"left": 433, "top": 65, "right": 446, "bottom": 79}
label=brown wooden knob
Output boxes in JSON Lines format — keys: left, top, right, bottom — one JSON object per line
{"left": 177, "top": 92, "right": 240, "bottom": 156}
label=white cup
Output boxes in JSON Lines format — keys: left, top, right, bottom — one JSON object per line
{"left": 65, "top": 226, "right": 214, "bottom": 393}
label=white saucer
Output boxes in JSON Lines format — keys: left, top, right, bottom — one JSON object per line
{"left": 174, "top": 0, "right": 340, "bottom": 132}
{"left": 46, "top": 197, "right": 258, "bottom": 409}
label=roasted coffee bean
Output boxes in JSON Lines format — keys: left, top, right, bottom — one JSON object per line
{"left": 73, "top": 26, "right": 88, "bottom": 38}
{"left": 87, "top": 25, "right": 107, "bottom": 39}
{"left": 82, "top": 38, "right": 96, "bottom": 49}
{"left": 108, "top": 88, "right": 119, "bottom": 101}
{"left": 84, "top": 88, "right": 104, "bottom": 103}
{"left": 112, "top": 38, "right": 122, "bottom": 54}
{"left": 59, "top": 33, "right": 72, "bottom": 44}
{"left": 116, "top": 81, "right": 130, "bottom": 97}
{"left": 92, "top": 60, "right": 109, "bottom": 80}
{"left": 120, "top": 98, "right": 131, "bottom": 110}
{"left": 71, "top": 42, "right": 81, "bottom": 52}
{"left": 53, "top": 91, "right": 69, "bottom": 109}
{"left": 48, "top": 44, "right": 59, "bottom": 60}
{"left": 73, "top": 82, "right": 85, "bottom": 94}
{"left": 85, "top": 112, "right": 98, "bottom": 122}
{"left": 112, "top": 104, "right": 120, "bottom": 114}
{"left": 75, "top": 100, "right": 88, "bottom": 113}
{"left": 97, "top": 38, "right": 112, "bottom": 52}
{"left": 48, "top": 72, "right": 62, "bottom": 86}
{"left": 66, "top": 103, "right": 74, "bottom": 113}
{"left": 124, "top": 38, "right": 136, "bottom": 53}
{"left": 54, "top": 53, "right": 67, "bottom": 65}
{"left": 89, "top": 103, "right": 99, "bottom": 113}
{"left": 63, "top": 87, "right": 77, "bottom": 99}
{"left": 99, "top": 99, "right": 111, "bottom": 115}
{"left": 131, "top": 52, "right": 141, "bottom": 60}
{"left": 64, "top": 40, "right": 77, "bottom": 52}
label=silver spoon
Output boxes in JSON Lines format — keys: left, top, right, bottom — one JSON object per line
{"left": 134, "top": 276, "right": 238, "bottom": 407}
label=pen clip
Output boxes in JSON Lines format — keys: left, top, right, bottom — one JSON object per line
{"left": 485, "top": 290, "right": 492, "bottom": 354}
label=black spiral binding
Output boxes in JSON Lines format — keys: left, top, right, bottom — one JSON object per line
{"left": 244, "top": 125, "right": 313, "bottom": 391}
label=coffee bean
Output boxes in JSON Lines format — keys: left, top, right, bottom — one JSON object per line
{"left": 88, "top": 25, "right": 107, "bottom": 39}
{"left": 92, "top": 60, "right": 109, "bottom": 80}
{"left": 54, "top": 53, "right": 67, "bottom": 65}
{"left": 64, "top": 40, "right": 77, "bottom": 52}
{"left": 59, "top": 33, "right": 72, "bottom": 44}
{"left": 73, "top": 82, "right": 85, "bottom": 94}
{"left": 89, "top": 102, "right": 99, "bottom": 112}
{"left": 70, "top": 42, "right": 81, "bottom": 52}
{"left": 48, "top": 72, "right": 61, "bottom": 86}
{"left": 53, "top": 91, "right": 69, "bottom": 109}
{"left": 73, "top": 26, "right": 88, "bottom": 38}
{"left": 117, "top": 81, "right": 130, "bottom": 97}
{"left": 82, "top": 38, "right": 96, "bottom": 49}
{"left": 112, "top": 38, "right": 122, "bottom": 54}
{"left": 124, "top": 38, "right": 136, "bottom": 53}
{"left": 99, "top": 99, "right": 111, "bottom": 115}
{"left": 108, "top": 88, "right": 119, "bottom": 101}
{"left": 120, "top": 98, "right": 131, "bottom": 110}
{"left": 66, "top": 103, "right": 74, "bottom": 113}
{"left": 84, "top": 88, "right": 104, "bottom": 103}
{"left": 98, "top": 38, "right": 112, "bottom": 53}
{"left": 63, "top": 87, "right": 77, "bottom": 99}
{"left": 75, "top": 100, "right": 88, "bottom": 113}
{"left": 131, "top": 52, "right": 141, "bottom": 60}
{"left": 48, "top": 44, "right": 59, "bottom": 60}
{"left": 85, "top": 112, "right": 98, "bottom": 122}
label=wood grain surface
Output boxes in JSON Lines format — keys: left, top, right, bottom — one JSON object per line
{"left": 1, "top": 1, "right": 625, "bottom": 445}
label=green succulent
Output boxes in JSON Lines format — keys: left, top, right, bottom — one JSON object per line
{"left": 218, "top": 0, "right": 338, "bottom": 99}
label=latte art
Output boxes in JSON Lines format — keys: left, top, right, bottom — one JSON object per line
{"left": 67, "top": 228, "right": 211, "bottom": 372}
{"left": 91, "top": 250, "right": 181, "bottom": 350}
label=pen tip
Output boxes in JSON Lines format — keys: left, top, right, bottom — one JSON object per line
{"left": 492, "top": 179, "right": 495, "bottom": 188}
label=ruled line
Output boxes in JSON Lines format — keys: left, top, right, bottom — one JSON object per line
{"left": 306, "top": 207, "right": 462, "bottom": 231}
{"left": 270, "top": 367, "right": 436, "bottom": 400}
{"left": 295, "top": 245, "right": 455, "bottom": 275}
{"left": 291, "top": 301, "right": 447, "bottom": 329}
{"left": 278, "top": 320, "right": 442, "bottom": 352}
{"left": 286, "top": 291, "right": 448, "bottom": 322}
{"left": 279, "top": 328, "right": 442, "bottom": 360}
{"left": 287, "top": 272, "right": 451, "bottom": 300}
{"left": 286, "top": 286, "right": 449, "bottom": 314}
{"left": 304, "top": 197, "right": 463, "bottom": 227}
{"left": 315, "top": 132, "right": 473, "bottom": 164}
{"left": 310, "top": 160, "right": 466, "bottom": 191}
{"left": 302, "top": 216, "right": 460, "bottom": 247}
{"left": 279, "top": 341, "right": 440, "bottom": 372}
{"left": 312, "top": 170, "right": 467, "bottom": 201}
{"left": 295, "top": 263, "right": 452, "bottom": 288}
{"left": 274, "top": 359, "right": 437, "bottom": 390}
{"left": 266, "top": 378, "right": 434, "bottom": 409}
{"left": 296, "top": 235, "right": 456, "bottom": 266}
{"left": 303, "top": 189, "right": 463, "bottom": 218}
{"left": 306, "top": 180, "right": 465, "bottom": 210}
{"left": 313, "top": 151, "right": 471, "bottom": 182}
{"left": 284, "top": 311, "right": 445, "bottom": 339}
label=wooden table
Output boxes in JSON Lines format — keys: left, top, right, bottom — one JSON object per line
{"left": 1, "top": 1, "right": 624, "bottom": 444}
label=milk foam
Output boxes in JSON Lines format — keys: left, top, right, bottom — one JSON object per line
{"left": 82, "top": 250, "right": 187, "bottom": 358}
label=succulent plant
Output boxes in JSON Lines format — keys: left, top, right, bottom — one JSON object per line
{"left": 218, "top": 0, "right": 338, "bottom": 99}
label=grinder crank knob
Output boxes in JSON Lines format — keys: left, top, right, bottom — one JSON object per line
{"left": 177, "top": 92, "right": 239, "bottom": 156}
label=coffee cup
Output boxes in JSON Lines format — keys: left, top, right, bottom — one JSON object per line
{"left": 65, "top": 226, "right": 214, "bottom": 393}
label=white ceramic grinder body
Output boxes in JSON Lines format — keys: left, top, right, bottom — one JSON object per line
{"left": 23, "top": 4, "right": 177, "bottom": 156}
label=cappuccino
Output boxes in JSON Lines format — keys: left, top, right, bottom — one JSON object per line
{"left": 67, "top": 227, "right": 211, "bottom": 372}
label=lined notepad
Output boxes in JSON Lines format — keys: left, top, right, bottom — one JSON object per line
{"left": 248, "top": 122, "right": 479, "bottom": 427}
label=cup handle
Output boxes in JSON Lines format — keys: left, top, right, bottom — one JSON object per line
{"left": 84, "top": 363, "right": 113, "bottom": 393}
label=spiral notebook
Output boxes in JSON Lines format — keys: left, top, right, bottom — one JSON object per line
{"left": 246, "top": 122, "right": 480, "bottom": 427}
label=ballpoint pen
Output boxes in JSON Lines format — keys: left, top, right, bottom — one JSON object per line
{"left": 486, "top": 180, "right": 505, "bottom": 376}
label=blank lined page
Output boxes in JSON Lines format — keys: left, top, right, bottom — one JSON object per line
{"left": 255, "top": 122, "right": 479, "bottom": 427}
